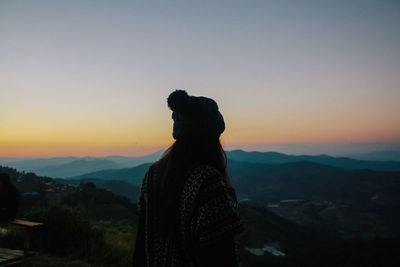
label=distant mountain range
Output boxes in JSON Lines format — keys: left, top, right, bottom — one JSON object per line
{"left": 63, "top": 158, "right": 400, "bottom": 210}
{"left": 0, "top": 150, "right": 164, "bottom": 178}
{"left": 32, "top": 159, "right": 125, "bottom": 178}
{"left": 1, "top": 149, "right": 400, "bottom": 178}
{"left": 67, "top": 163, "right": 152, "bottom": 186}
{"left": 345, "top": 150, "right": 400, "bottom": 162}
{"left": 226, "top": 150, "right": 400, "bottom": 171}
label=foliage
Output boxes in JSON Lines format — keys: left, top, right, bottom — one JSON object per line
{"left": 20, "top": 204, "right": 134, "bottom": 266}
{"left": 3, "top": 164, "right": 400, "bottom": 266}
{"left": 0, "top": 167, "right": 138, "bottom": 266}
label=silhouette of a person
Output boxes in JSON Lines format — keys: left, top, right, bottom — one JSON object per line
{"left": 0, "top": 173, "right": 21, "bottom": 222}
{"left": 133, "top": 90, "right": 244, "bottom": 267}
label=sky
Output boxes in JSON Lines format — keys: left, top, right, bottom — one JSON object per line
{"left": 1, "top": 0, "right": 399, "bottom": 157}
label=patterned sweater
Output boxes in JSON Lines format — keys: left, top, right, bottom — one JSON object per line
{"left": 133, "top": 162, "right": 244, "bottom": 267}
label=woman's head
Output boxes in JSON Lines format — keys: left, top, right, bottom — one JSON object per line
{"left": 163, "top": 90, "right": 227, "bottom": 178}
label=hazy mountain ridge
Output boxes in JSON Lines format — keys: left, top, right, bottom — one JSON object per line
{"left": 2, "top": 149, "right": 399, "bottom": 179}
{"left": 68, "top": 163, "right": 152, "bottom": 186}
{"left": 0, "top": 157, "right": 79, "bottom": 170}
{"left": 345, "top": 150, "right": 400, "bottom": 162}
{"left": 32, "top": 159, "right": 125, "bottom": 178}
{"left": 0, "top": 150, "right": 164, "bottom": 178}
{"left": 226, "top": 149, "right": 400, "bottom": 171}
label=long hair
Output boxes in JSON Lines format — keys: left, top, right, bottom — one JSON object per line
{"left": 154, "top": 137, "right": 228, "bottom": 237}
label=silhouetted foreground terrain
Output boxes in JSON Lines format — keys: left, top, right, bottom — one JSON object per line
{"left": 1, "top": 155, "right": 400, "bottom": 266}
{"left": 0, "top": 166, "right": 138, "bottom": 266}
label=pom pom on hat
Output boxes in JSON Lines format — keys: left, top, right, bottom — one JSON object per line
{"left": 167, "top": 90, "right": 190, "bottom": 112}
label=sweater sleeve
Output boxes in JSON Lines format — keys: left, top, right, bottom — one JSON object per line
{"left": 192, "top": 173, "right": 244, "bottom": 247}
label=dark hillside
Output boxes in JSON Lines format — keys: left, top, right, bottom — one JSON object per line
{"left": 228, "top": 160, "right": 400, "bottom": 206}
{"left": 2, "top": 165, "right": 400, "bottom": 266}
{"left": 228, "top": 160, "right": 400, "bottom": 238}
{"left": 227, "top": 149, "right": 400, "bottom": 171}
{"left": 57, "top": 178, "right": 140, "bottom": 202}
{"left": 0, "top": 165, "right": 138, "bottom": 266}
{"left": 238, "top": 203, "right": 400, "bottom": 267}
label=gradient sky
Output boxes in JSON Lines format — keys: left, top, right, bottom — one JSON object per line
{"left": 1, "top": 0, "right": 400, "bottom": 157}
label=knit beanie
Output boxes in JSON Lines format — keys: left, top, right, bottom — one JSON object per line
{"left": 167, "top": 90, "right": 225, "bottom": 140}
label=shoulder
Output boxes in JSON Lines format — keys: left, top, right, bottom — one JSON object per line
{"left": 140, "top": 162, "right": 160, "bottom": 197}
{"left": 142, "top": 161, "right": 162, "bottom": 183}
{"left": 147, "top": 160, "right": 162, "bottom": 175}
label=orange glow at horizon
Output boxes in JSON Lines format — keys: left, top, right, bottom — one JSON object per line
{"left": 1, "top": 108, "right": 399, "bottom": 157}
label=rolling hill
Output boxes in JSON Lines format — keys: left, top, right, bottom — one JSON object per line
{"left": 68, "top": 162, "right": 152, "bottom": 186}
{"left": 69, "top": 158, "right": 400, "bottom": 210}
{"left": 3, "top": 164, "right": 399, "bottom": 267}
{"left": 56, "top": 178, "right": 141, "bottom": 202}
{"left": 226, "top": 150, "right": 400, "bottom": 171}
{"left": 3, "top": 149, "right": 399, "bottom": 179}
{"left": 69, "top": 158, "right": 400, "bottom": 235}
{"left": 227, "top": 159, "right": 400, "bottom": 238}
{"left": 345, "top": 150, "right": 400, "bottom": 162}
{"left": 227, "top": 159, "right": 400, "bottom": 204}
{"left": 32, "top": 159, "right": 125, "bottom": 178}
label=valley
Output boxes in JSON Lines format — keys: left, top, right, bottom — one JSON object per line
{"left": 1, "top": 149, "right": 400, "bottom": 266}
